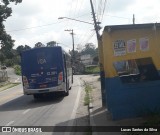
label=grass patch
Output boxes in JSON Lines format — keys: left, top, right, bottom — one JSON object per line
{"left": 84, "top": 66, "right": 100, "bottom": 74}
{"left": 0, "top": 82, "right": 20, "bottom": 92}
{"left": 84, "top": 83, "right": 92, "bottom": 106}
{"left": 13, "top": 65, "right": 21, "bottom": 75}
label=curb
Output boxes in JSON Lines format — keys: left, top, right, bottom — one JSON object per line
{"left": 89, "top": 101, "right": 98, "bottom": 135}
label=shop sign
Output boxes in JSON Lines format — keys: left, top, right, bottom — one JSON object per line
{"left": 113, "top": 40, "right": 126, "bottom": 56}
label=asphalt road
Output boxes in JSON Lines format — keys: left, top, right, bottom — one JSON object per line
{"left": 0, "top": 75, "right": 83, "bottom": 135}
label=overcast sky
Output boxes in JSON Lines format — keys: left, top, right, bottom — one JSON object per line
{"left": 4, "top": 0, "right": 160, "bottom": 51}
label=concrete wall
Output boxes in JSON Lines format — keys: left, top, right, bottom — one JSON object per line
{"left": 102, "top": 23, "right": 160, "bottom": 119}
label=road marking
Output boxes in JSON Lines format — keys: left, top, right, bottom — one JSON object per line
{"left": 5, "top": 121, "right": 14, "bottom": 126}
{"left": 22, "top": 109, "right": 31, "bottom": 115}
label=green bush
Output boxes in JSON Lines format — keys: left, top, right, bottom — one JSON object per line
{"left": 84, "top": 65, "right": 100, "bottom": 74}
{"left": 14, "top": 65, "right": 21, "bottom": 75}
{"left": 4, "top": 59, "right": 14, "bottom": 67}
{"left": 84, "top": 84, "right": 92, "bottom": 106}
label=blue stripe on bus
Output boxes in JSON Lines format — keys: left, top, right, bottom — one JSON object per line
{"left": 105, "top": 74, "right": 160, "bottom": 120}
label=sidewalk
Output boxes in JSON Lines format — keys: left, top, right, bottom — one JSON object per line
{"left": 0, "top": 68, "right": 21, "bottom": 92}
{"left": 81, "top": 74, "right": 146, "bottom": 135}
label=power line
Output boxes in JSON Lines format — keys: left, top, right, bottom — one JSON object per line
{"left": 100, "top": 0, "right": 107, "bottom": 22}
{"left": 79, "top": 31, "right": 95, "bottom": 46}
{"left": 83, "top": 31, "right": 95, "bottom": 45}
{"left": 6, "top": 21, "right": 65, "bottom": 32}
{"left": 73, "top": 0, "right": 79, "bottom": 17}
{"left": 77, "top": 30, "right": 93, "bottom": 45}
{"left": 57, "top": 42, "right": 72, "bottom": 50}
{"left": 75, "top": 0, "right": 85, "bottom": 17}
{"left": 103, "top": 14, "right": 130, "bottom": 19}
{"left": 97, "top": 0, "right": 103, "bottom": 22}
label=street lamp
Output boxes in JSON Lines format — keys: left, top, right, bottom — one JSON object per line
{"left": 58, "top": 17, "right": 94, "bottom": 25}
{"left": 59, "top": 16, "right": 101, "bottom": 83}
{"left": 58, "top": 16, "right": 95, "bottom": 65}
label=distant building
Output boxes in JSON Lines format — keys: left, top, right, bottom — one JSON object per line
{"left": 81, "top": 54, "right": 93, "bottom": 65}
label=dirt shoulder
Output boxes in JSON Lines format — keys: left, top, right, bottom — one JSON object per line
{"left": 0, "top": 82, "right": 20, "bottom": 92}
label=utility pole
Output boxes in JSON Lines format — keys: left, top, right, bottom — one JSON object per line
{"left": 65, "top": 29, "right": 75, "bottom": 82}
{"left": 65, "top": 29, "right": 75, "bottom": 63}
{"left": 71, "top": 29, "right": 75, "bottom": 62}
{"left": 90, "top": 0, "right": 100, "bottom": 40}
{"left": 90, "top": 0, "right": 105, "bottom": 106}
{"left": 133, "top": 14, "right": 135, "bottom": 24}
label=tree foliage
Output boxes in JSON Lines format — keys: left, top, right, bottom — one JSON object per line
{"left": 0, "top": 0, "right": 22, "bottom": 64}
{"left": 47, "top": 41, "right": 57, "bottom": 47}
{"left": 34, "top": 42, "right": 45, "bottom": 48}
{"left": 16, "top": 45, "right": 31, "bottom": 54}
{"left": 81, "top": 43, "right": 97, "bottom": 57}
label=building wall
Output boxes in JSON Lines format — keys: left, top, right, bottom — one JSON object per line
{"left": 98, "top": 38, "right": 106, "bottom": 105}
{"left": 81, "top": 54, "right": 93, "bottom": 65}
{"left": 102, "top": 24, "right": 160, "bottom": 120}
{"left": 103, "top": 26, "right": 160, "bottom": 78}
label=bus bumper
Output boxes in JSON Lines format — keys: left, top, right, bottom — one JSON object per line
{"left": 23, "top": 83, "right": 65, "bottom": 95}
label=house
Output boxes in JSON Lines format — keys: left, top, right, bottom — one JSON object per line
{"left": 80, "top": 54, "right": 93, "bottom": 65}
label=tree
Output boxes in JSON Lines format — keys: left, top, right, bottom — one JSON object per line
{"left": 0, "top": 0, "right": 22, "bottom": 63}
{"left": 16, "top": 45, "right": 31, "bottom": 54}
{"left": 93, "top": 56, "right": 99, "bottom": 64}
{"left": 34, "top": 42, "right": 45, "bottom": 48}
{"left": 24, "top": 45, "right": 31, "bottom": 50}
{"left": 47, "top": 41, "right": 57, "bottom": 47}
{"left": 16, "top": 45, "right": 24, "bottom": 54}
{"left": 81, "top": 43, "right": 97, "bottom": 57}
{"left": 76, "top": 44, "right": 83, "bottom": 52}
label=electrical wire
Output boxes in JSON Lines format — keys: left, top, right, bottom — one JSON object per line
{"left": 97, "top": 0, "right": 103, "bottom": 22}
{"left": 77, "top": 30, "right": 92, "bottom": 45}
{"left": 79, "top": 31, "right": 95, "bottom": 46}
{"left": 103, "top": 14, "right": 130, "bottom": 20}
{"left": 84, "top": 31, "right": 95, "bottom": 44}
{"left": 75, "top": 0, "right": 85, "bottom": 17}
{"left": 6, "top": 21, "right": 66, "bottom": 32}
{"left": 100, "top": 0, "right": 107, "bottom": 22}
{"left": 73, "top": 0, "right": 79, "bottom": 17}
